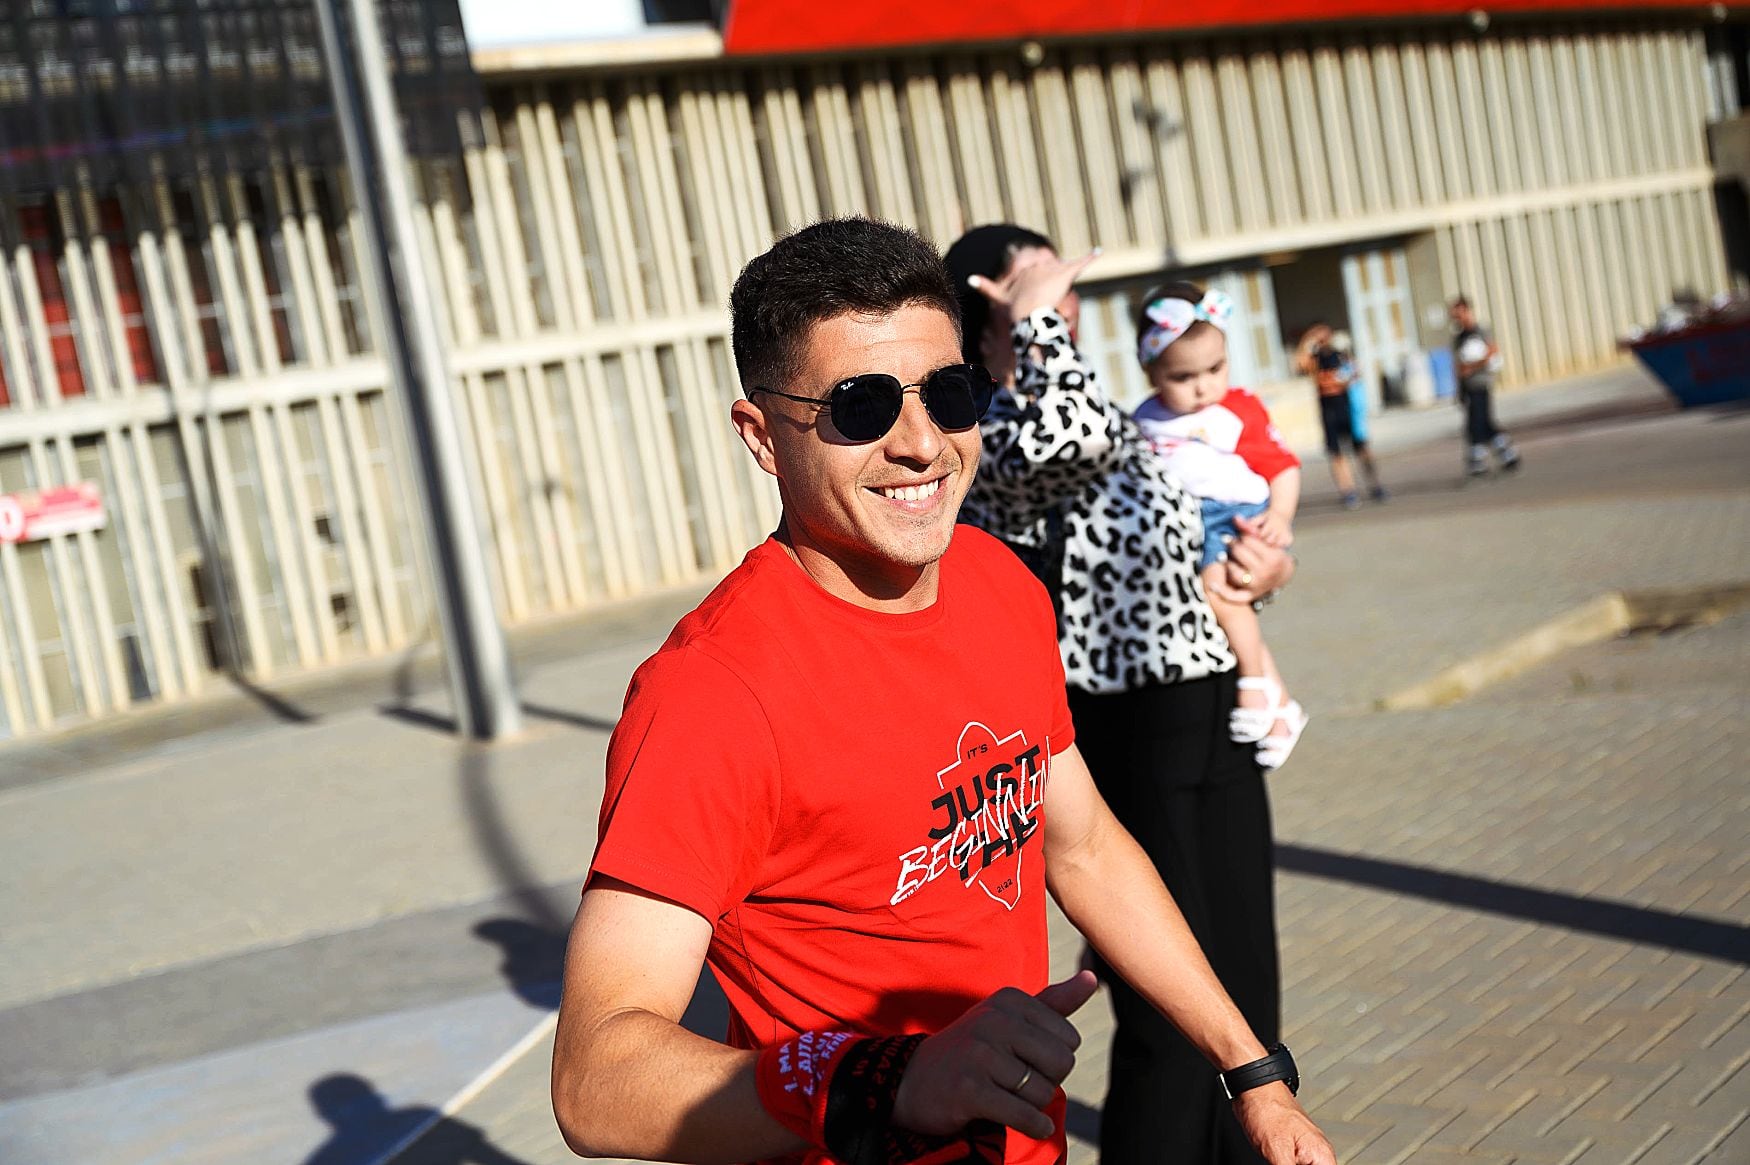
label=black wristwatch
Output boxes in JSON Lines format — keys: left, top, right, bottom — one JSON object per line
{"left": 1217, "top": 1043, "right": 1299, "bottom": 1100}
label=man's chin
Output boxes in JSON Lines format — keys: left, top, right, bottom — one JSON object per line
{"left": 853, "top": 515, "right": 952, "bottom": 574}
{"left": 893, "top": 521, "right": 959, "bottom": 570}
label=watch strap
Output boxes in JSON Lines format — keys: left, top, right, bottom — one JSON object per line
{"left": 1218, "top": 1043, "right": 1299, "bottom": 1099}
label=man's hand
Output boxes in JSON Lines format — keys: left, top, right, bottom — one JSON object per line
{"left": 1233, "top": 1082, "right": 1338, "bottom": 1164}
{"left": 1205, "top": 516, "right": 1294, "bottom": 604}
{"left": 892, "top": 971, "right": 1099, "bottom": 1141}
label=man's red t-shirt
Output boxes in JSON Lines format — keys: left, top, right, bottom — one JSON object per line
{"left": 590, "top": 525, "right": 1075, "bottom": 1165}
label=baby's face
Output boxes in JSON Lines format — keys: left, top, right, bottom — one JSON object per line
{"left": 1147, "top": 322, "right": 1230, "bottom": 413}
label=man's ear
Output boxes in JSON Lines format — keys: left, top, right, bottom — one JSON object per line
{"left": 731, "top": 396, "right": 780, "bottom": 479}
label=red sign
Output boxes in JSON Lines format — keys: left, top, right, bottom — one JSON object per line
{"left": 723, "top": 1, "right": 1741, "bottom": 55}
{"left": 0, "top": 482, "right": 106, "bottom": 544}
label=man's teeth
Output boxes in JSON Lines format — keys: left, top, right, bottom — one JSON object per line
{"left": 877, "top": 479, "right": 942, "bottom": 502}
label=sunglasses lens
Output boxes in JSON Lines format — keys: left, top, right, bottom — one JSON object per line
{"left": 831, "top": 375, "right": 903, "bottom": 441}
{"left": 924, "top": 364, "right": 996, "bottom": 430}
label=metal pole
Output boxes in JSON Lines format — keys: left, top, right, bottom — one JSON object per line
{"left": 312, "top": 0, "right": 521, "bottom": 739}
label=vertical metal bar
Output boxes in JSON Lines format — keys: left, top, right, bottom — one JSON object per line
{"left": 312, "top": 0, "right": 519, "bottom": 739}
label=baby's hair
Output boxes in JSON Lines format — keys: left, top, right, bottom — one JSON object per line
{"left": 1133, "top": 280, "right": 1207, "bottom": 350}
{"left": 1451, "top": 294, "right": 1472, "bottom": 309}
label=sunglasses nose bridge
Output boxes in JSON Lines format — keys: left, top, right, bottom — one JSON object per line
{"left": 883, "top": 383, "right": 947, "bottom": 455}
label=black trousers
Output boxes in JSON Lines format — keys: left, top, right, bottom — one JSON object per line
{"left": 1069, "top": 672, "right": 1280, "bottom": 1165}
{"left": 1463, "top": 383, "right": 1500, "bottom": 446}
{"left": 1316, "top": 392, "right": 1357, "bottom": 455}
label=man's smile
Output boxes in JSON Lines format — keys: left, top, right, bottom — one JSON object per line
{"left": 868, "top": 472, "right": 949, "bottom": 509}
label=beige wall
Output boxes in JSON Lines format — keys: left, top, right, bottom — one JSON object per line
{"left": 0, "top": 18, "right": 1731, "bottom": 739}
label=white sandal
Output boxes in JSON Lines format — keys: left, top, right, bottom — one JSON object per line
{"left": 1257, "top": 699, "right": 1309, "bottom": 770}
{"left": 1230, "top": 677, "right": 1280, "bottom": 743}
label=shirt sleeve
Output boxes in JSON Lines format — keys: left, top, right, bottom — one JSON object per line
{"left": 1227, "top": 389, "right": 1301, "bottom": 481}
{"left": 590, "top": 646, "right": 780, "bottom": 922}
{"left": 969, "top": 308, "right": 1128, "bottom": 534}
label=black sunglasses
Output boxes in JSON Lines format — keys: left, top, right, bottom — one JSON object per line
{"left": 752, "top": 364, "right": 996, "bottom": 443}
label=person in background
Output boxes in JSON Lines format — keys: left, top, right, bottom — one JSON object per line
{"left": 1132, "top": 282, "right": 1309, "bottom": 771}
{"left": 1327, "top": 332, "right": 1384, "bottom": 499}
{"left": 949, "top": 223, "right": 1306, "bottom": 1165}
{"left": 1450, "top": 296, "right": 1522, "bottom": 477}
{"left": 1294, "top": 323, "right": 1386, "bottom": 509}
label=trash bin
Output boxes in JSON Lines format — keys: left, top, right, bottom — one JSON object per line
{"left": 1627, "top": 317, "right": 1750, "bottom": 409}
{"left": 1400, "top": 349, "right": 1436, "bottom": 407}
{"left": 1427, "top": 347, "right": 1457, "bottom": 401}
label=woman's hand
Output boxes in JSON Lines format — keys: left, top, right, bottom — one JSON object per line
{"left": 967, "top": 250, "right": 1097, "bottom": 334}
{"left": 1207, "top": 515, "right": 1294, "bottom": 604}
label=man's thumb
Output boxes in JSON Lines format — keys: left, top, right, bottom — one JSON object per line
{"left": 1035, "top": 969, "right": 1099, "bottom": 1017}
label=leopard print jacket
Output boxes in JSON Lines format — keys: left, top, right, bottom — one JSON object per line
{"left": 961, "top": 308, "right": 1236, "bottom": 693}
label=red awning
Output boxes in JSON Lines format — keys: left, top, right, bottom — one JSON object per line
{"left": 723, "top": 0, "right": 1735, "bottom": 55}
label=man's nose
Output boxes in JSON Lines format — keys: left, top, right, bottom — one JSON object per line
{"left": 884, "top": 387, "right": 943, "bottom": 464}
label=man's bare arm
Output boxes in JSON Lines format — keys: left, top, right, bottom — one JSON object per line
{"left": 551, "top": 878, "right": 804, "bottom": 1163}
{"left": 1042, "top": 744, "right": 1337, "bottom": 1165}
{"left": 1042, "top": 746, "right": 1269, "bottom": 1070}
{"left": 556, "top": 876, "right": 1103, "bottom": 1157}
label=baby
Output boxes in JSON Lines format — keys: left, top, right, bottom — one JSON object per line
{"left": 1131, "top": 282, "right": 1307, "bottom": 768}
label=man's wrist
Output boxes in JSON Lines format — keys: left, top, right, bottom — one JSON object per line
{"left": 755, "top": 1032, "right": 1003, "bottom": 1165}
{"left": 1217, "top": 1043, "right": 1300, "bottom": 1100}
{"left": 1212, "top": 1035, "right": 1271, "bottom": 1076}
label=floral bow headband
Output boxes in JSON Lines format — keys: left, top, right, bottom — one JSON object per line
{"left": 1137, "top": 289, "right": 1235, "bottom": 366}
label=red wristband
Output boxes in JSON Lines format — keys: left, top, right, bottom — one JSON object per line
{"left": 756, "top": 1032, "right": 1005, "bottom": 1165}
{"left": 755, "top": 1030, "right": 861, "bottom": 1148}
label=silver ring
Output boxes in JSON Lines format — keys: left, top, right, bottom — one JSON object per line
{"left": 1013, "top": 1068, "right": 1033, "bottom": 1093}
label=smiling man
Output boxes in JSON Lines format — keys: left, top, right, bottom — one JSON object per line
{"left": 552, "top": 219, "right": 1335, "bottom": 1165}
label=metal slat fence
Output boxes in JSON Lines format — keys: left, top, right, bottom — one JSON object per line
{"left": 0, "top": 19, "right": 1731, "bottom": 738}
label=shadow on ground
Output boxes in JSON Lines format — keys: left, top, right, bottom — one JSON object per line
{"left": 468, "top": 913, "right": 730, "bottom": 1038}
{"left": 473, "top": 919, "right": 565, "bottom": 1011}
{"left": 1277, "top": 843, "right": 1750, "bottom": 964}
{"left": 378, "top": 701, "right": 617, "bottom": 737}
{"left": 1065, "top": 1096, "right": 1102, "bottom": 1146}
{"left": 302, "top": 1074, "right": 531, "bottom": 1165}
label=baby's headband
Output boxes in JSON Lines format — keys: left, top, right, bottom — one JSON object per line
{"left": 1137, "top": 288, "right": 1234, "bottom": 366}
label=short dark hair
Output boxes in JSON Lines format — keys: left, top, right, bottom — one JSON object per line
{"left": 730, "top": 218, "right": 960, "bottom": 395}
{"left": 1451, "top": 294, "right": 1472, "bottom": 310}
{"left": 1134, "top": 280, "right": 1211, "bottom": 352}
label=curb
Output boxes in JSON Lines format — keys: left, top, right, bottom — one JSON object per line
{"left": 1377, "top": 583, "right": 1750, "bottom": 711}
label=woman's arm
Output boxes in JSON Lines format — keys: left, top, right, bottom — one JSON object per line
{"left": 965, "top": 254, "right": 1128, "bottom": 527}
{"left": 973, "top": 308, "right": 1128, "bottom": 518}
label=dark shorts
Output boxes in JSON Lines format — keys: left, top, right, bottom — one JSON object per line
{"left": 1318, "top": 392, "right": 1362, "bottom": 454}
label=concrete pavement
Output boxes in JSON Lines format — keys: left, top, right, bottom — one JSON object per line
{"left": 1, "top": 364, "right": 1745, "bottom": 1164}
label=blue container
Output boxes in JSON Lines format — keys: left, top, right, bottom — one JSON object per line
{"left": 1427, "top": 347, "right": 1457, "bottom": 400}
{"left": 1629, "top": 320, "right": 1750, "bottom": 409}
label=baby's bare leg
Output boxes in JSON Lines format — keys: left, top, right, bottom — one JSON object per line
{"left": 1205, "top": 563, "right": 1295, "bottom": 740}
{"left": 1204, "top": 562, "right": 1266, "bottom": 683}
